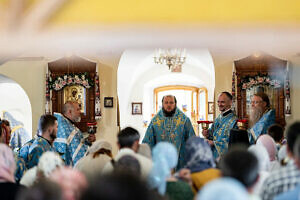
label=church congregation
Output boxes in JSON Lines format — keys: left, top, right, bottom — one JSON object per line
{"left": 0, "top": 91, "right": 299, "bottom": 200}
{"left": 2, "top": 1, "right": 300, "bottom": 199}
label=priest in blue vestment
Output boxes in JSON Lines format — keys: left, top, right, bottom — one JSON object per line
{"left": 53, "top": 101, "right": 95, "bottom": 166}
{"left": 142, "top": 95, "right": 195, "bottom": 171}
{"left": 203, "top": 92, "right": 237, "bottom": 160}
{"left": 27, "top": 114, "right": 57, "bottom": 169}
{"left": 248, "top": 92, "right": 275, "bottom": 144}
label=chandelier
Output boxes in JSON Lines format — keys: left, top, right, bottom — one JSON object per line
{"left": 154, "top": 48, "right": 186, "bottom": 71}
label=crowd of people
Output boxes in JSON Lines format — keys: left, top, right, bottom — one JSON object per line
{"left": 0, "top": 93, "right": 299, "bottom": 200}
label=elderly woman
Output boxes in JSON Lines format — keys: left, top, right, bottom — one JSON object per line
{"left": 184, "top": 136, "right": 221, "bottom": 193}
{"left": 75, "top": 140, "right": 113, "bottom": 180}
{"left": 0, "top": 144, "right": 25, "bottom": 200}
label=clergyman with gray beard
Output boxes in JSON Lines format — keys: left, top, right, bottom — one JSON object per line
{"left": 248, "top": 92, "right": 275, "bottom": 144}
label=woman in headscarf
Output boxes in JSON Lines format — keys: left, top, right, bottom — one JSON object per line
{"left": 248, "top": 144, "right": 271, "bottom": 196}
{"left": 148, "top": 142, "right": 194, "bottom": 200}
{"left": 184, "top": 136, "right": 221, "bottom": 193}
{"left": 256, "top": 134, "right": 280, "bottom": 171}
{"left": 74, "top": 140, "right": 113, "bottom": 180}
{"left": 0, "top": 143, "right": 25, "bottom": 200}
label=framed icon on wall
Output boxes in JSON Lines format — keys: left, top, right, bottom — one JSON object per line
{"left": 104, "top": 97, "right": 113, "bottom": 108}
{"left": 132, "top": 102, "right": 142, "bottom": 115}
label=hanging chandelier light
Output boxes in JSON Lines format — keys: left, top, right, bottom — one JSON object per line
{"left": 154, "top": 48, "right": 186, "bottom": 71}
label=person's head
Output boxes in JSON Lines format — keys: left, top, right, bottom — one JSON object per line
{"left": 38, "top": 114, "right": 58, "bottom": 143}
{"left": 256, "top": 134, "right": 277, "bottom": 161}
{"left": 249, "top": 93, "right": 270, "bottom": 127}
{"left": 17, "top": 179, "right": 63, "bottom": 200}
{"left": 114, "top": 155, "right": 141, "bottom": 177}
{"left": 87, "top": 140, "right": 113, "bottom": 159}
{"left": 117, "top": 127, "right": 140, "bottom": 152}
{"left": 0, "top": 143, "right": 16, "bottom": 183}
{"left": 217, "top": 92, "right": 232, "bottom": 113}
{"left": 63, "top": 101, "right": 81, "bottom": 122}
{"left": 196, "top": 177, "right": 249, "bottom": 200}
{"left": 267, "top": 124, "right": 284, "bottom": 143}
{"left": 185, "top": 136, "right": 215, "bottom": 173}
{"left": 37, "top": 152, "right": 64, "bottom": 178}
{"left": 0, "top": 120, "right": 11, "bottom": 145}
{"left": 162, "top": 95, "right": 177, "bottom": 117}
{"left": 219, "top": 147, "right": 259, "bottom": 190}
{"left": 228, "top": 129, "right": 250, "bottom": 149}
{"left": 81, "top": 173, "right": 161, "bottom": 200}
{"left": 149, "top": 142, "right": 178, "bottom": 195}
{"left": 248, "top": 145, "right": 270, "bottom": 172}
{"left": 286, "top": 122, "right": 300, "bottom": 157}
{"left": 50, "top": 167, "right": 87, "bottom": 200}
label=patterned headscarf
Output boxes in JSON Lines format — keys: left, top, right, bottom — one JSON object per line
{"left": 0, "top": 143, "right": 16, "bottom": 183}
{"left": 185, "top": 136, "right": 215, "bottom": 173}
{"left": 148, "top": 142, "right": 178, "bottom": 195}
{"left": 257, "top": 134, "right": 277, "bottom": 161}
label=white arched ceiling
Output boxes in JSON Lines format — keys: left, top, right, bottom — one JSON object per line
{"left": 117, "top": 49, "right": 215, "bottom": 136}
{"left": 0, "top": 74, "right": 32, "bottom": 136}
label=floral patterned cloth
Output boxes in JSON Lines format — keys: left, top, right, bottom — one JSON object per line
{"left": 53, "top": 113, "right": 88, "bottom": 166}
{"left": 208, "top": 110, "right": 237, "bottom": 159}
{"left": 248, "top": 109, "right": 275, "bottom": 144}
{"left": 142, "top": 108, "right": 195, "bottom": 170}
{"left": 27, "top": 136, "right": 54, "bottom": 169}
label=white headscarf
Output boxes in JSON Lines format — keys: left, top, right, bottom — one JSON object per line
{"left": 87, "top": 140, "right": 112, "bottom": 155}
{"left": 248, "top": 144, "right": 270, "bottom": 171}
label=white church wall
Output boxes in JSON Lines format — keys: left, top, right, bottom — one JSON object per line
{"left": 0, "top": 59, "right": 46, "bottom": 136}
{"left": 0, "top": 75, "right": 32, "bottom": 137}
{"left": 118, "top": 49, "right": 215, "bottom": 139}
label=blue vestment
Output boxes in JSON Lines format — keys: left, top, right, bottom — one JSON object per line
{"left": 208, "top": 111, "right": 237, "bottom": 159}
{"left": 53, "top": 113, "right": 88, "bottom": 166}
{"left": 14, "top": 153, "right": 26, "bottom": 183}
{"left": 27, "top": 136, "right": 54, "bottom": 169}
{"left": 142, "top": 108, "right": 195, "bottom": 170}
{"left": 2, "top": 111, "right": 31, "bottom": 152}
{"left": 248, "top": 109, "right": 275, "bottom": 144}
{"left": 18, "top": 138, "right": 34, "bottom": 168}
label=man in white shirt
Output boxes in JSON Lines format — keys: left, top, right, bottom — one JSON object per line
{"left": 102, "top": 127, "right": 152, "bottom": 178}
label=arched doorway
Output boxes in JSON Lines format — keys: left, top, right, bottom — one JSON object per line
{"left": 0, "top": 74, "right": 32, "bottom": 151}
{"left": 117, "top": 49, "right": 215, "bottom": 139}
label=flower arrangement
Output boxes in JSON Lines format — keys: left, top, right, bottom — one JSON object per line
{"left": 240, "top": 74, "right": 282, "bottom": 90}
{"left": 49, "top": 72, "right": 94, "bottom": 91}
